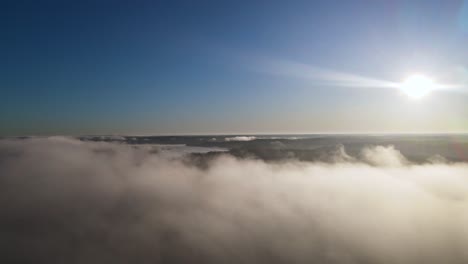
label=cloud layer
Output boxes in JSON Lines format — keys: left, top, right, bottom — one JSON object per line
{"left": 1, "top": 137, "right": 468, "bottom": 263}
{"left": 225, "top": 136, "right": 257, "bottom": 141}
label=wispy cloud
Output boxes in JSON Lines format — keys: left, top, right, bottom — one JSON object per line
{"left": 253, "top": 57, "right": 399, "bottom": 88}
{"left": 250, "top": 56, "right": 466, "bottom": 93}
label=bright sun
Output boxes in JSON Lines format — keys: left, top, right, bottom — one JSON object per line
{"left": 400, "top": 74, "right": 435, "bottom": 99}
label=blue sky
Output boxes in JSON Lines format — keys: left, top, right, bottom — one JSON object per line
{"left": 1, "top": 0, "right": 468, "bottom": 135}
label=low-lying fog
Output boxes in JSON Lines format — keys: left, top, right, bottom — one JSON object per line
{"left": 1, "top": 137, "right": 468, "bottom": 263}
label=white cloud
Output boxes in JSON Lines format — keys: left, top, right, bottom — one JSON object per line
{"left": 225, "top": 136, "right": 256, "bottom": 141}
{"left": 361, "top": 145, "right": 408, "bottom": 166}
{"left": 1, "top": 138, "right": 468, "bottom": 263}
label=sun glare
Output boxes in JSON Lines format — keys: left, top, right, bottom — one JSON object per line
{"left": 400, "top": 74, "right": 435, "bottom": 99}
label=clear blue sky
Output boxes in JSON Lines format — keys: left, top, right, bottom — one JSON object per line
{"left": 2, "top": 0, "right": 468, "bottom": 135}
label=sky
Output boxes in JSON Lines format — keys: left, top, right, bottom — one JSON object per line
{"left": 1, "top": 0, "right": 468, "bottom": 136}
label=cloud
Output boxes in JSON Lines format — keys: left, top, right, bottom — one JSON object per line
{"left": 360, "top": 145, "right": 409, "bottom": 166}
{"left": 225, "top": 136, "right": 256, "bottom": 141}
{"left": 259, "top": 136, "right": 301, "bottom": 140}
{"left": 1, "top": 138, "right": 468, "bottom": 263}
{"left": 252, "top": 57, "right": 399, "bottom": 89}
{"left": 249, "top": 56, "right": 465, "bottom": 93}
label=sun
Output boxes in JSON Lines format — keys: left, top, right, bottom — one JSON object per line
{"left": 400, "top": 74, "right": 435, "bottom": 99}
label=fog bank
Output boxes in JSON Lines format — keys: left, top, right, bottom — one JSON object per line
{"left": 1, "top": 137, "right": 468, "bottom": 263}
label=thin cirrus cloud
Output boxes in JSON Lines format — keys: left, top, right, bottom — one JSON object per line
{"left": 1, "top": 137, "right": 468, "bottom": 263}
{"left": 251, "top": 56, "right": 399, "bottom": 88}
{"left": 250, "top": 56, "right": 466, "bottom": 93}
